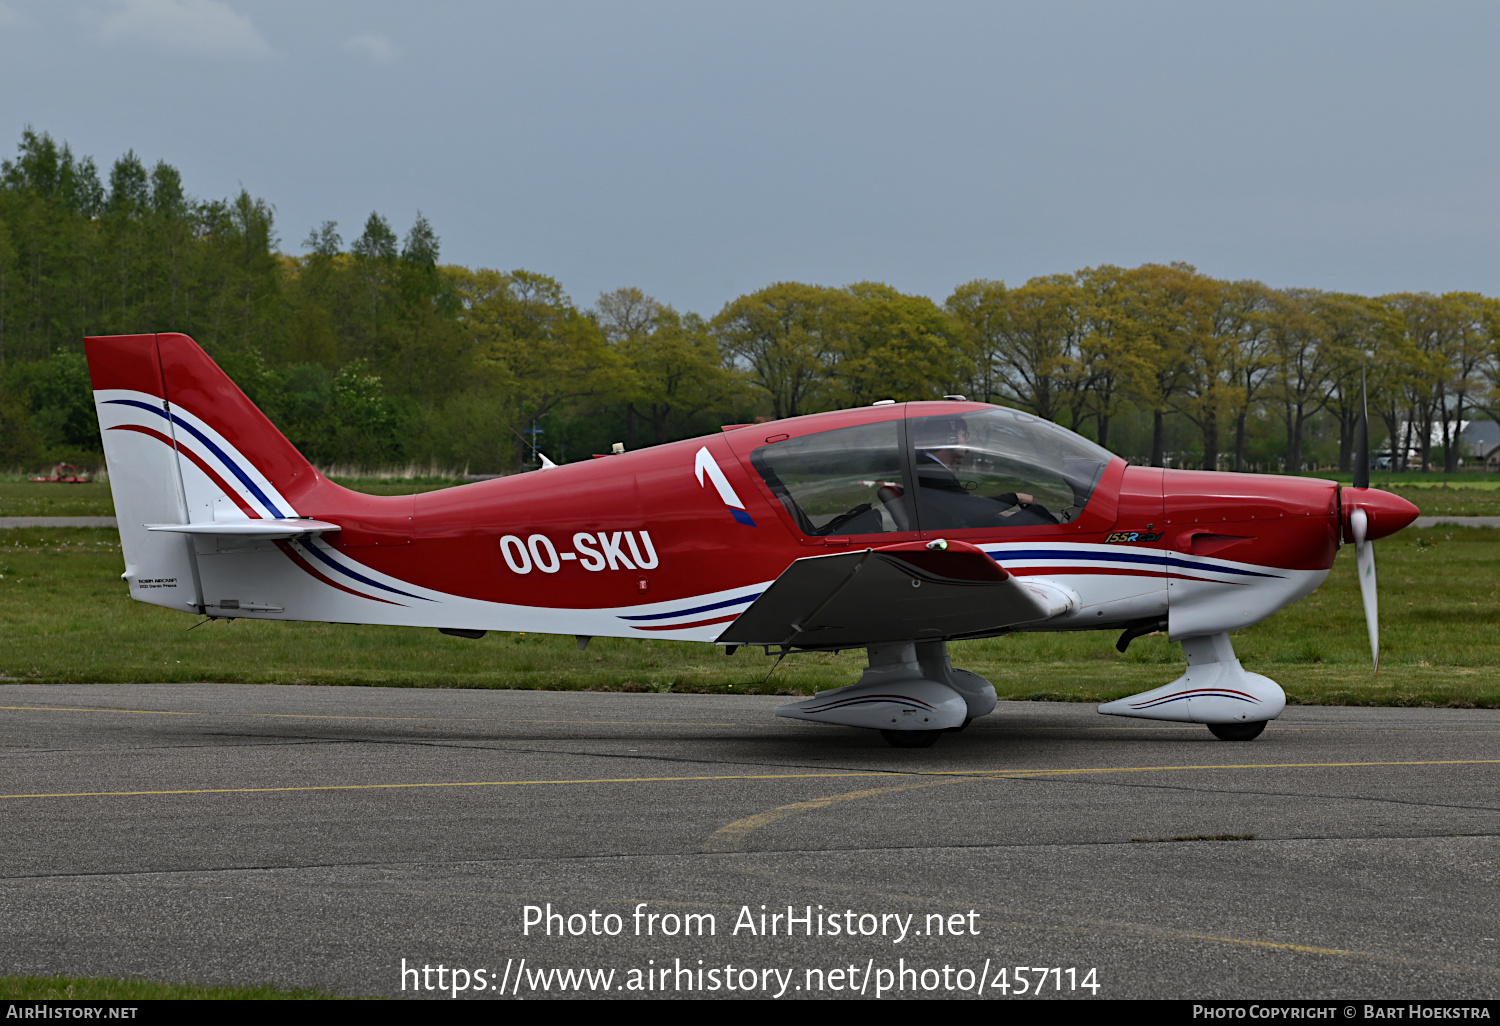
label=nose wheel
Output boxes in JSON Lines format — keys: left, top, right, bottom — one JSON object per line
{"left": 1208, "top": 721, "right": 1267, "bottom": 741}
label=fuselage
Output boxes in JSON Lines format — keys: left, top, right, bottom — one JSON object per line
{"left": 88, "top": 332, "right": 1429, "bottom": 747}
{"left": 184, "top": 401, "right": 1410, "bottom": 644}
{"left": 85, "top": 330, "right": 1418, "bottom": 647}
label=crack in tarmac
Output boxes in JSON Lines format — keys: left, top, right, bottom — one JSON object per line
{"left": 1001, "top": 772, "right": 1500, "bottom": 814}
{"left": 3, "top": 831, "right": 1497, "bottom": 883}
{"left": 6, "top": 692, "right": 1499, "bottom": 996}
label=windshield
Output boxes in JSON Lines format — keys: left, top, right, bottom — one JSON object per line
{"left": 750, "top": 420, "right": 912, "bottom": 535}
{"left": 910, "top": 408, "right": 1111, "bottom": 530}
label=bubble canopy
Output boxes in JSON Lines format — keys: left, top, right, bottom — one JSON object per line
{"left": 750, "top": 407, "right": 1113, "bottom": 536}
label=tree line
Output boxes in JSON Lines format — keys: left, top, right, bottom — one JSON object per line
{"left": 2, "top": 128, "right": 1496, "bottom": 476}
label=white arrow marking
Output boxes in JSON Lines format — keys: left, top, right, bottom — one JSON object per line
{"left": 694, "top": 446, "right": 745, "bottom": 510}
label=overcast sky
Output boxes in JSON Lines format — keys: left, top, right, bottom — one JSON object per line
{"left": 2, "top": 0, "right": 1497, "bottom": 315}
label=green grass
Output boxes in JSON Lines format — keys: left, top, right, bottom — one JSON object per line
{"left": 0, "top": 476, "right": 466, "bottom": 517}
{"left": 0, "top": 975, "right": 339, "bottom": 999}
{"left": 7, "top": 472, "right": 1500, "bottom": 517}
{"left": 1297, "top": 469, "right": 1500, "bottom": 486}
{"left": 2, "top": 526, "right": 1498, "bottom": 706}
{"left": 1387, "top": 488, "right": 1500, "bottom": 517}
{"left": 1291, "top": 470, "right": 1500, "bottom": 515}
{"left": 0, "top": 480, "right": 116, "bottom": 517}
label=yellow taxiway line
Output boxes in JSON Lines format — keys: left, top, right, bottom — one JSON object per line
{"left": 5, "top": 757, "right": 1500, "bottom": 801}
{"left": 0, "top": 705, "right": 736, "bottom": 727}
{"left": 0, "top": 772, "right": 900, "bottom": 800}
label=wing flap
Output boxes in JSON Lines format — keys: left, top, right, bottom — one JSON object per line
{"left": 718, "top": 540, "right": 1056, "bottom": 648}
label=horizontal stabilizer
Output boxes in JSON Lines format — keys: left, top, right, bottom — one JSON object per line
{"left": 718, "top": 539, "right": 1059, "bottom": 648}
{"left": 145, "top": 519, "right": 341, "bottom": 539}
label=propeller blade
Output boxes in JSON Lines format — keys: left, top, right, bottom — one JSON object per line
{"left": 1350, "top": 506, "right": 1378, "bottom": 671}
{"left": 1353, "top": 368, "right": 1370, "bottom": 490}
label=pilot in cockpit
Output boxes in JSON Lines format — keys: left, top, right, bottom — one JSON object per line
{"left": 913, "top": 417, "right": 970, "bottom": 491}
{"left": 912, "top": 415, "right": 1056, "bottom": 528}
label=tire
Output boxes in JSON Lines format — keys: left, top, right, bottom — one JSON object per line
{"left": 946, "top": 717, "right": 973, "bottom": 733}
{"left": 881, "top": 729, "right": 943, "bottom": 749}
{"left": 1208, "top": 720, "right": 1267, "bottom": 742}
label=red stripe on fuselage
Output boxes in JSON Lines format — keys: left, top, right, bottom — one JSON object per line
{"left": 273, "top": 540, "right": 403, "bottom": 606}
{"left": 112, "top": 424, "right": 400, "bottom": 605}
{"left": 1144, "top": 687, "right": 1258, "bottom": 701}
{"left": 1005, "top": 564, "right": 1237, "bottom": 585}
{"left": 631, "top": 613, "right": 741, "bottom": 631}
{"left": 108, "top": 424, "right": 259, "bottom": 519}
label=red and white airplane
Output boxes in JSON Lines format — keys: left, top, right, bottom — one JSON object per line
{"left": 86, "top": 332, "right": 1419, "bottom": 747}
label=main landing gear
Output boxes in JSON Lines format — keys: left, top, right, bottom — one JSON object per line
{"left": 1098, "top": 631, "right": 1284, "bottom": 741}
{"left": 774, "top": 632, "right": 1281, "bottom": 747}
{"left": 774, "top": 641, "right": 996, "bottom": 749}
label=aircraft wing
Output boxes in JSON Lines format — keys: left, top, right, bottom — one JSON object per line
{"left": 717, "top": 540, "right": 1069, "bottom": 649}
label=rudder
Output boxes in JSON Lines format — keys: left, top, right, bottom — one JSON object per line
{"left": 88, "top": 333, "right": 202, "bottom": 611}
{"left": 86, "top": 332, "right": 318, "bottom": 613}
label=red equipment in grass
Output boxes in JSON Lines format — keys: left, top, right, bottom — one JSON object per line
{"left": 28, "top": 463, "right": 92, "bottom": 484}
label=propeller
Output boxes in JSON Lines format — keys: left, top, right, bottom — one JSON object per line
{"left": 1350, "top": 505, "right": 1378, "bottom": 671}
{"left": 1350, "top": 369, "right": 1378, "bottom": 671}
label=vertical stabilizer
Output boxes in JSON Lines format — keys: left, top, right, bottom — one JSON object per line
{"left": 153, "top": 332, "right": 315, "bottom": 504}
{"left": 86, "top": 334, "right": 203, "bottom": 612}
{"left": 85, "top": 332, "right": 320, "bottom": 613}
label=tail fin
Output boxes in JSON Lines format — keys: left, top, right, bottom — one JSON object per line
{"left": 86, "top": 332, "right": 318, "bottom": 611}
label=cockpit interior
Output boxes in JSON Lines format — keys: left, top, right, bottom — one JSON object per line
{"left": 749, "top": 408, "right": 1112, "bottom": 537}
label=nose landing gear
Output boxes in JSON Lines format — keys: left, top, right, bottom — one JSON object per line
{"left": 1097, "top": 631, "right": 1283, "bottom": 740}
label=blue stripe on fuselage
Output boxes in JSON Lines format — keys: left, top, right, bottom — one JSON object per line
{"left": 618, "top": 590, "right": 764, "bottom": 621}
{"left": 299, "top": 540, "right": 432, "bottom": 602}
{"left": 985, "top": 547, "right": 1280, "bottom": 579}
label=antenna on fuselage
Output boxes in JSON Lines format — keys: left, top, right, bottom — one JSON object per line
{"left": 494, "top": 413, "right": 559, "bottom": 470}
{"left": 1353, "top": 367, "right": 1369, "bottom": 491}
